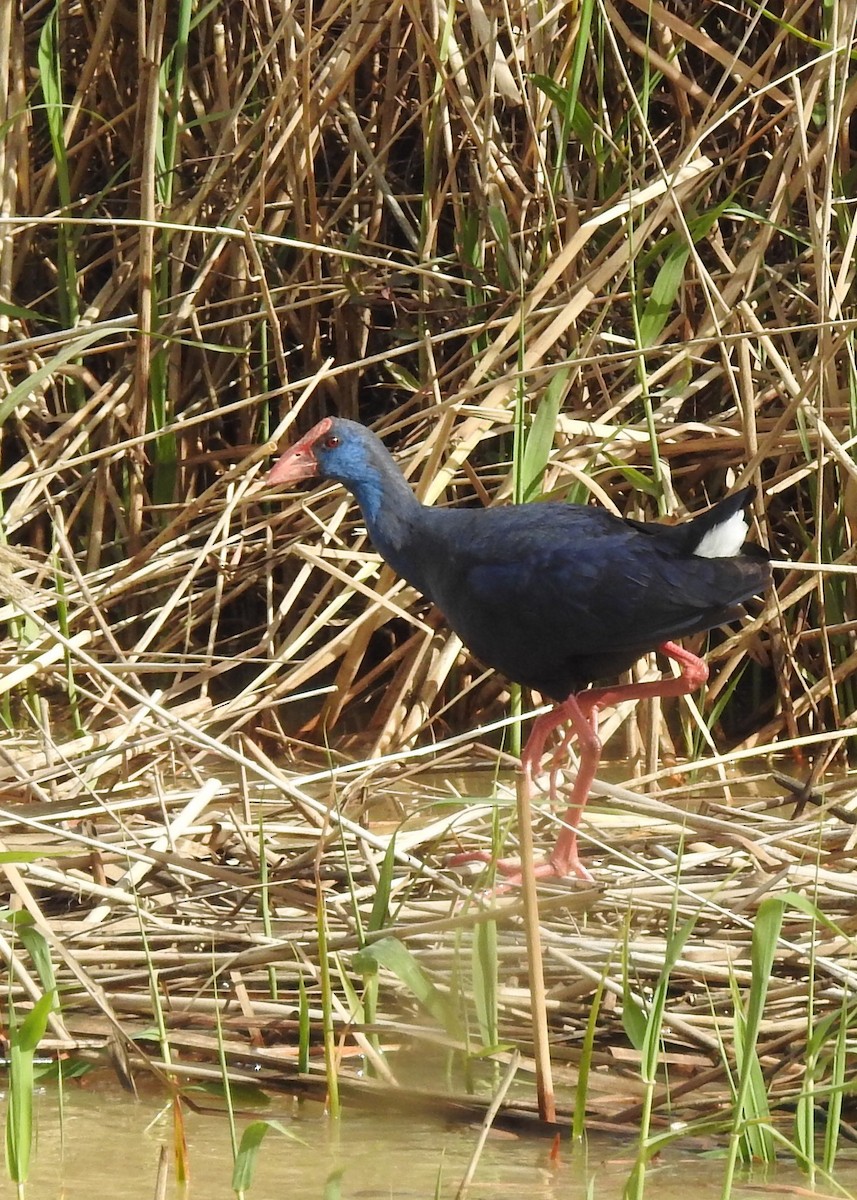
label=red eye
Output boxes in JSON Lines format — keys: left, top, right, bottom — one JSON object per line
{"left": 323, "top": 435, "right": 340, "bottom": 449}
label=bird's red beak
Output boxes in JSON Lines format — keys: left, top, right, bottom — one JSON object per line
{"left": 267, "top": 418, "right": 332, "bottom": 487}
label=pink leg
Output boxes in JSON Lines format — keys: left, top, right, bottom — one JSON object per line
{"left": 450, "top": 641, "right": 708, "bottom": 885}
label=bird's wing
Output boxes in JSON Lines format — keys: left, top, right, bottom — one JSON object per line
{"left": 451, "top": 528, "right": 761, "bottom": 655}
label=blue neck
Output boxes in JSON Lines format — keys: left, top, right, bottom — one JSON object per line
{"left": 347, "top": 466, "right": 430, "bottom": 592}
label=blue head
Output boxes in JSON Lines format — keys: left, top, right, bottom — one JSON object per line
{"left": 268, "top": 416, "right": 414, "bottom": 527}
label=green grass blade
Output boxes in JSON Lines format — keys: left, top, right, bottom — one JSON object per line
{"left": 520, "top": 367, "right": 571, "bottom": 501}
{"left": 297, "top": 975, "right": 311, "bottom": 1075}
{"left": 317, "top": 888, "right": 341, "bottom": 1118}
{"left": 573, "top": 966, "right": 609, "bottom": 1142}
{"left": 472, "top": 917, "right": 498, "bottom": 1050}
{"left": 37, "top": 3, "right": 79, "bottom": 328}
{"left": 367, "top": 836, "right": 397, "bottom": 933}
{"left": 6, "top": 992, "right": 55, "bottom": 1185}
{"left": 638, "top": 245, "right": 690, "bottom": 347}
{"left": 722, "top": 897, "right": 784, "bottom": 1196}
{"left": 231, "top": 1119, "right": 304, "bottom": 1193}
{"left": 355, "top": 936, "right": 462, "bottom": 1039}
{"left": 13, "top": 918, "right": 58, "bottom": 999}
{"left": 0, "top": 327, "right": 120, "bottom": 426}
{"left": 640, "top": 915, "right": 697, "bottom": 1084}
{"left": 823, "top": 1001, "right": 848, "bottom": 1173}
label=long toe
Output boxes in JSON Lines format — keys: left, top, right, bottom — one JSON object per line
{"left": 551, "top": 853, "right": 595, "bottom": 884}
{"left": 447, "top": 849, "right": 496, "bottom": 869}
{"left": 448, "top": 848, "right": 594, "bottom": 887}
{"left": 447, "top": 849, "right": 528, "bottom": 877}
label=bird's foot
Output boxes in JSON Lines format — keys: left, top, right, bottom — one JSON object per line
{"left": 447, "top": 848, "right": 594, "bottom": 887}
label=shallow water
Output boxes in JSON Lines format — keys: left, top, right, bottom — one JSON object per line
{"left": 19, "top": 1080, "right": 857, "bottom": 1199}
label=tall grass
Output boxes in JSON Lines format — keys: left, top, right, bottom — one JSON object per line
{"left": 0, "top": 2, "right": 856, "bottom": 1195}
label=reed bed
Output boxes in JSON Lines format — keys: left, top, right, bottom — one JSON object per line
{"left": 1, "top": 0, "right": 857, "bottom": 1190}
{"left": 2, "top": 728, "right": 857, "bottom": 1134}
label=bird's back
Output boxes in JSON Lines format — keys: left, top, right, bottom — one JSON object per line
{"left": 414, "top": 497, "right": 770, "bottom": 700}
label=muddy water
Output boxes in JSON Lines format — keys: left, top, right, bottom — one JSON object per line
{"left": 19, "top": 1081, "right": 857, "bottom": 1198}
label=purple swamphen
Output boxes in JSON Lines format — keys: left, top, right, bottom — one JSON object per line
{"left": 268, "top": 417, "right": 771, "bottom": 883}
